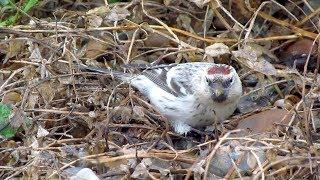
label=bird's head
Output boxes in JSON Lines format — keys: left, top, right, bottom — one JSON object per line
{"left": 205, "top": 64, "right": 242, "bottom": 103}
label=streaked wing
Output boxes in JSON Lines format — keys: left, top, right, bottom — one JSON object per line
{"left": 122, "top": 63, "right": 177, "bottom": 70}
{"left": 142, "top": 62, "right": 214, "bottom": 97}
{"left": 165, "top": 62, "right": 216, "bottom": 94}
{"left": 142, "top": 68, "right": 179, "bottom": 96}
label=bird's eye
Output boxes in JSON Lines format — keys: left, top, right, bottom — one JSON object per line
{"left": 206, "top": 78, "right": 213, "bottom": 86}
{"left": 223, "top": 78, "right": 233, "bottom": 87}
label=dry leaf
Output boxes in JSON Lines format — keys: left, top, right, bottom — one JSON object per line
{"left": 83, "top": 40, "right": 109, "bottom": 59}
{"left": 244, "top": 43, "right": 276, "bottom": 58}
{"left": 188, "top": 0, "right": 211, "bottom": 8}
{"left": 2, "top": 92, "right": 22, "bottom": 105}
{"left": 237, "top": 109, "right": 292, "bottom": 134}
{"left": 37, "top": 81, "right": 55, "bottom": 104}
{"left": 253, "top": 56, "right": 277, "bottom": 75}
{"left": 192, "top": 160, "right": 205, "bottom": 179}
{"left": 232, "top": 45, "right": 277, "bottom": 75}
{"left": 87, "top": 6, "right": 109, "bottom": 15}
{"left": 280, "top": 39, "right": 318, "bottom": 71}
{"left": 4, "top": 40, "right": 25, "bottom": 64}
{"left": 177, "top": 14, "right": 193, "bottom": 32}
{"left": 209, "top": 141, "right": 266, "bottom": 177}
{"left": 58, "top": 76, "right": 74, "bottom": 85}
{"left": 144, "top": 32, "right": 171, "bottom": 47}
{"left": 27, "top": 91, "right": 39, "bottom": 109}
{"left": 29, "top": 47, "right": 42, "bottom": 63}
{"left": 9, "top": 108, "right": 26, "bottom": 129}
{"left": 37, "top": 125, "right": 49, "bottom": 138}
{"left": 274, "top": 95, "right": 300, "bottom": 110}
{"left": 132, "top": 106, "right": 145, "bottom": 118}
{"left": 87, "top": 15, "right": 103, "bottom": 28}
{"left": 131, "top": 158, "right": 152, "bottom": 179}
{"left": 23, "top": 66, "right": 37, "bottom": 81}
{"left": 105, "top": 6, "right": 130, "bottom": 22}
{"left": 70, "top": 168, "right": 100, "bottom": 180}
{"left": 232, "top": 48, "right": 258, "bottom": 62}
{"left": 205, "top": 43, "right": 230, "bottom": 57}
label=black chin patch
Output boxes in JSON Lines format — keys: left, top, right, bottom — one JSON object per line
{"left": 212, "top": 94, "right": 227, "bottom": 103}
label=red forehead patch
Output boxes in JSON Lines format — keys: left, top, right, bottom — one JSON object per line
{"left": 207, "top": 65, "right": 231, "bottom": 75}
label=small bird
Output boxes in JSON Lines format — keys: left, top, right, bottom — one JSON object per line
{"left": 79, "top": 62, "right": 243, "bottom": 134}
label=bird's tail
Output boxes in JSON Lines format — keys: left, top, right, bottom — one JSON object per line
{"left": 76, "top": 64, "right": 132, "bottom": 82}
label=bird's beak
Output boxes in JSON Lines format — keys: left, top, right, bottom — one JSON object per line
{"left": 212, "top": 88, "right": 227, "bottom": 102}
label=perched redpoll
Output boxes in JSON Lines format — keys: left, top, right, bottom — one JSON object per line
{"left": 80, "top": 62, "right": 242, "bottom": 134}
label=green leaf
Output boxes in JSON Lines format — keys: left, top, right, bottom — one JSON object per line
{"left": 0, "top": 0, "right": 39, "bottom": 27}
{"left": 0, "top": 0, "right": 10, "bottom": 6}
{"left": 108, "top": 0, "right": 120, "bottom": 3}
{"left": 0, "top": 13, "right": 19, "bottom": 27}
{"left": 0, "top": 103, "right": 30, "bottom": 138}
{"left": 0, "top": 103, "right": 15, "bottom": 138}
{"left": 22, "top": 0, "right": 38, "bottom": 13}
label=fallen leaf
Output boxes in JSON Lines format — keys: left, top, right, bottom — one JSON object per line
{"left": 0, "top": 103, "right": 13, "bottom": 138}
{"left": 232, "top": 48, "right": 258, "bottom": 62}
{"left": 70, "top": 168, "right": 100, "bottom": 180}
{"left": 144, "top": 32, "right": 172, "bottom": 47}
{"left": 205, "top": 43, "right": 230, "bottom": 58}
{"left": 280, "top": 39, "right": 318, "bottom": 71}
{"left": 237, "top": 89, "right": 274, "bottom": 114}
{"left": 37, "top": 125, "right": 49, "bottom": 138}
{"left": 209, "top": 140, "right": 266, "bottom": 177}
{"left": 131, "top": 158, "right": 152, "bottom": 179}
{"left": 29, "top": 47, "right": 42, "bottom": 62}
{"left": 0, "top": 105, "right": 27, "bottom": 138}
{"left": 105, "top": 6, "right": 130, "bottom": 22}
{"left": 83, "top": 40, "right": 109, "bottom": 60}
{"left": 237, "top": 109, "right": 292, "bottom": 134}
{"left": 37, "top": 81, "right": 55, "bottom": 104}
{"left": 2, "top": 91, "right": 22, "bottom": 105}
{"left": 232, "top": 44, "right": 277, "bottom": 75}
{"left": 87, "top": 14, "right": 103, "bottom": 28}
{"left": 22, "top": 66, "right": 37, "bottom": 81}
{"left": 86, "top": 6, "right": 109, "bottom": 15}
{"left": 132, "top": 106, "right": 145, "bottom": 118}
{"left": 177, "top": 14, "right": 193, "bottom": 32}
{"left": 274, "top": 95, "right": 300, "bottom": 110}
{"left": 27, "top": 91, "right": 39, "bottom": 109}
{"left": 188, "top": 0, "right": 211, "bottom": 8}
{"left": 3, "top": 40, "right": 25, "bottom": 64}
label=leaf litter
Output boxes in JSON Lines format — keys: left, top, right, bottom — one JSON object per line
{"left": 0, "top": 0, "right": 320, "bottom": 179}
